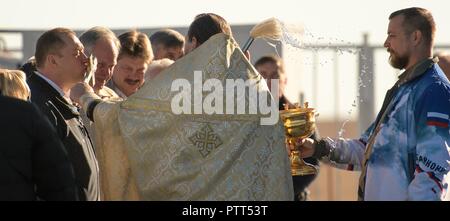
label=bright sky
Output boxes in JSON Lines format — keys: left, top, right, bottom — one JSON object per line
{"left": 2, "top": 0, "right": 450, "bottom": 131}
{"left": 2, "top": 0, "right": 450, "bottom": 44}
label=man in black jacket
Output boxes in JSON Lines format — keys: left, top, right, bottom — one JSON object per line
{"left": 23, "top": 28, "right": 100, "bottom": 201}
{"left": 0, "top": 95, "right": 78, "bottom": 201}
{"left": 255, "top": 55, "right": 320, "bottom": 201}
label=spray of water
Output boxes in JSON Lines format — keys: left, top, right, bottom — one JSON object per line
{"left": 258, "top": 19, "right": 373, "bottom": 139}
{"left": 338, "top": 99, "right": 357, "bottom": 138}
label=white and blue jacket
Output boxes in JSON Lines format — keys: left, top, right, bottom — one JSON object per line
{"left": 324, "top": 58, "right": 450, "bottom": 200}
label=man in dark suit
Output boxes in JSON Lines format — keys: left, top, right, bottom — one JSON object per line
{"left": 255, "top": 55, "right": 320, "bottom": 201}
{"left": 22, "top": 28, "right": 100, "bottom": 201}
{"left": 0, "top": 95, "right": 78, "bottom": 201}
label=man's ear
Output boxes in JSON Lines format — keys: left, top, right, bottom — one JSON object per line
{"left": 191, "top": 37, "right": 198, "bottom": 49}
{"left": 47, "top": 54, "right": 58, "bottom": 67}
{"left": 412, "top": 30, "right": 423, "bottom": 46}
{"left": 244, "top": 50, "right": 251, "bottom": 61}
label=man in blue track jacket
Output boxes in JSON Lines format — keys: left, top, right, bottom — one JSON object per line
{"left": 298, "top": 7, "right": 450, "bottom": 201}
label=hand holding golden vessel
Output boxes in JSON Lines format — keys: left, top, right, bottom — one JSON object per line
{"left": 280, "top": 102, "right": 319, "bottom": 176}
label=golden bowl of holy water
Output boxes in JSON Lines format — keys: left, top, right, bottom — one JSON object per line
{"left": 279, "top": 102, "right": 318, "bottom": 176}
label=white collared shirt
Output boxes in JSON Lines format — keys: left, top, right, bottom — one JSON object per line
{"left": 114, "top": 87, "right": 128, "bottom": 99}
{"left": 106, "top": 80, "right": 127, "bottom": 99}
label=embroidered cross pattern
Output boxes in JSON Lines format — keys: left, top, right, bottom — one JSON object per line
{"left": 189, "top": 124, "right": 223, "bottom": 157}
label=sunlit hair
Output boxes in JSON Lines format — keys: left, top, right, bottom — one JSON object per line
{"left": 145, "top": 58, "right": 174, "bottom": 80}
{"left": 150, "top": 29, "right": 185, "bottom": 49}
{"left": 80, "top": 26, "right": 121, "bottom": 55}
{"left": 0, "top": 69, "right": 30, "bottom": 101}
{"left": 35, "top": 27, "right": 76, "bottom": 68}
{"left": 389, "top": 7, "right": 436, "bottom": 47}
{"left": 118, "top": 30, "right": 153, "bottom": 64}
{"left": 187, "top": 13, "right": 232, "bottom": 45}
{"left": 254, "top": 55, "right": 285, "bottom": 75}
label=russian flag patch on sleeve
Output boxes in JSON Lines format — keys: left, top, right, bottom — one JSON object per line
{"left": 427, "top": 112, "right": 449, "bottom": 128}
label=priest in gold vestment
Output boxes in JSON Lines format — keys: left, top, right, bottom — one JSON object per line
{"left": 74, "top": 14, "right": 293, "bottom": 201}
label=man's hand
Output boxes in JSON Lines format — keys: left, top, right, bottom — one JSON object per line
{"left": 244, "top": 50, "right": 251, "bottom": 61}
{"left": 84, "top": 54, "right": 97, "bottom": 86}
{"left": 295, "top": 138, "right": 316, "bottom": 158}
{"left": 70, "top": 82, "right": 94, "bottom": 105}
{"left": 286, "top": 141, "right": 293, "bottom": 156}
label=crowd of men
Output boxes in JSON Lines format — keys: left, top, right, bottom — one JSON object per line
{"left": 0, "top": 8, "right": 449, "bottom": 201}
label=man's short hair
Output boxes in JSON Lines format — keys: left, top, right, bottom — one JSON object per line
{"left": 187, "top": 13, "right": 232, "bottom": 45}
{"left": 254, "top": 55, "right": 285, "bottom": 75}
{"left": 79, "top": 26, "right": 121, "bottom": 54}
{"left": 150, "top": 29, "right": 184, "bottom": 50}
{"left": 118, "top": 30, "right": 153, "bottom": 63}
{"left": 389, "top": 7, "right": 435, "bottom": 47}
{"left": 35, "top": 28, "right": 75, "bottom": 68}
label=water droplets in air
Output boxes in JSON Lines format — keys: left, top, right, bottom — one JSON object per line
{"left": 338, "top": 99, "right": 357, "bottom": 138}
{"left": 259, "top": 19, "right": 374, "bottom": 138}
